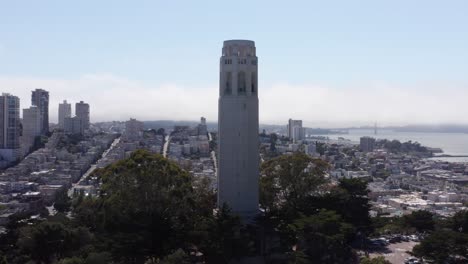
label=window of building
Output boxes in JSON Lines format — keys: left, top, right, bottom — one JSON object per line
{"left": 251, "top": 72, "right": 257, "bottom": 94}
{"left": 238, "top": 71, "right": 246, "bottom": 94}
{"left": 225, "top": 72, "right": 232, "bottom": 95}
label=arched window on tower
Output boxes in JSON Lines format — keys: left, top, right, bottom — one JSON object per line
{"left": 251, "top": 72, "right": 257, "bottom": 94}
{"left": 225, "top": 72, "right": 232, "bottom": 95}
{"left": 238, "top": 71, "right": 246, "bottom": 94}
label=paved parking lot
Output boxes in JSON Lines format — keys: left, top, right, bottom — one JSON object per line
{"left": 370, "top": 241, "right": 418, "bottom": 264}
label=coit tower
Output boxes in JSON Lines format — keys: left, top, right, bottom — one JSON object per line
{"left": 218, "top": 40, "right": 259, "bottom": 215}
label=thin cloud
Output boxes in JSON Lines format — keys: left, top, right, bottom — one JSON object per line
{"left": 1, "top": 74, "right": 467, "bottom": 127}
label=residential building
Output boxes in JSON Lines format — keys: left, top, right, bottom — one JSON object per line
{"left": 31, "top": 89, "right": 49, "bottom": 135}
{"left": 218, "top": 40, "right": 259, "bottom": 216}
{"left": 75, "top": 101, "right": 90, "bottom": 130}
{"left": 287, "top": 119, "right": 305, "bottom": 142}
{"left": 64, "top": 117, "right": 84, "bottom": 135}
{"left": 22, "top": 106, "right": 41, "bottom": 153}
{"left": 58, "top": 100, "right": 72, "bottom": 128}
{"left": 198, "top": 117, "right": 207, "bottom": 135}
{"left": 360, "top": 136, "right": 376, "bottom": 152}
{"left": 0, "top": 93, "right": 21, "bottom": 165}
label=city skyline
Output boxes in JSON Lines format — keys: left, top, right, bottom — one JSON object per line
{"left": 2, "top": 1, "right": 468, "bottom": 126}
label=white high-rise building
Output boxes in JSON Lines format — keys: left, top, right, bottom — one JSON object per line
{"left": 58, "top": 100, "right": 72, "bottom": 129}
{"left": 22, "top": 106, "right": 41, "bottom": 153}
{"left": 31, "top": 89, "right": 49, "bottom": 135}
{"left": 75, "top": 101, "right": 90, "bottom": 130}
{"left": 287, "top": 119, "right": 304, "bottom": 142}
{"left": 197, "top": 116, "right": 207, "bottom": 136}
{"left": 218, "top": 40, "right": 259, "bottom": 216}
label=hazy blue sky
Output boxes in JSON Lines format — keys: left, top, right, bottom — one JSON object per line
{"left": 1, "top": 0, "right": 468, "bottom": 126}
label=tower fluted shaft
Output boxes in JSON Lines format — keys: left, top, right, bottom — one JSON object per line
{"left": 217, "top": 40, "right": 259, "bottom": 215}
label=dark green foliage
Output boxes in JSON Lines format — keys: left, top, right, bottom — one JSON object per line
{"left": 259, "top": 153, "right": 369, "bottom": 263}
{"left": 360, "top": 256, "right": 391, "bottom": 264}
{"left": 450, "top": 210, "right": 468, "bottom": 233}
{"left": 75, "top": 150, "right": 202, "bottom": 261}
{"left": 260, "top": 152, "right": 329, "bottom": 214}
{"left": 54, "top": 187, "right": 72, "bottom": 213}
{"left": 403, "top": 210, "right": 435, "bottom": 232}
{"left": 156, "top": 249, "right": 190, "bottom": 264}
{"left": 85, "top": 252, "right": 113, "bottom": 264}
{"left": 57, "top": 257, "right": 86, "bottom": 264}
{"left": 17, "top": 221, "right": 91, "bottom": 264}
{"left": 304, "top": 178, "right": 372, "bottom": 234}
{"left": 316, "top": 142, "right": 326, "bottom": 155}
{"left": 289, "top": 210, "right": 355, "bottom": 264}
{"left": 413, "top": 229, "right": 468, "bottom": 263}
{"left": 69, "top": 150, "right": 247, "bottom": 263}
{"left": 378, "top": 139, "right": 428, "bottom": 154}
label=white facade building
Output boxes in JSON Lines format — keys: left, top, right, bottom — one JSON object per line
{"left": 75, "top": 101, "right": 90, "bottom": 130}
{"left": 58, "top": 100, "right": 72, "bottom": 129}
{"left": 218, "top": 40, "right": 259, "bottom": 216}
{"left": 22, "top": 106, "right": 41, "bottom": 153}
{"left": 64, "top": 117, "right": 84, "bottom": 135}
{"left": 287, "top": 119, "right": 305, "bottom": 142}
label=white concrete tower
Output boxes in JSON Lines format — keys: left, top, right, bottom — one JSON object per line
{"left": 58, "top": 100, "right": 72, "bottom": 129}
{"left": 218, "top": 40, "right": 259, "bottom": 216}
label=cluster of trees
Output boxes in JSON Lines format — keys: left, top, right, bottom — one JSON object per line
{"left": 377, "top": 139, "right": 428, "bottom": 154}
{"left": 0, "top": 151, "right": 253, "bottom": 263}
{"left": 1, "top": 150, "right": 466, "bottom": 263}
{"left": 372, "top": 209, "right": 468, "bottom": 263}
{"left": 259, "top": 153, "right": 371, "bottom": 263}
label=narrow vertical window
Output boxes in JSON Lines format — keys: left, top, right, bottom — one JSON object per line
{"left": 225, "top": 72, "right": 232, "bottom": 95}
{"left": 251, "top": 72, "right": 256, "bottom": 94}
{"left": 238, "top": 71, "right": 246, "bottom": 94}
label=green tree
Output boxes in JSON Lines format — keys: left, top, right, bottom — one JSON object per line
{"left": 288, "top": 210, "right": 355, "bottom": 264}
{"left": 85, "top": 252, "right": 113, "bottom": 264}
{"left": 17, "top": 221, "right": 91, "bottom": 264}
{"left": 260, "top": 152, "right": 329, "bottom": 214}
{"left": 450, "top": 210, "right": 468, "bottom": 233}
{"left": 57, "top": 257, "right": 86, "bottom": 264}
{"left": 413, "top": 229, "right": 468, "bottom": 263}
{"left": 306, "top": 179, "right": 372, "bottom": 233}
{"left": 403, "top": 210, "right": 435, "bottom": 232}
{"left": 54, "top": 187, "right": 72, "bottom": 213}
{"left": 156, "top": 249, "right": 190, "bottom": 264}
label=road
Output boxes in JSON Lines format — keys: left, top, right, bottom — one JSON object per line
{"left": 208, "top": 132, "right": 217, "bottom": 175}
{"left": 370, "top": 241, "right": 418, "bottom": 264}
{"left": 163, "top": 135, "right": 170, "bottom": 157}
{"left": 68, "top": 136, "right": 121, "bottom": 196}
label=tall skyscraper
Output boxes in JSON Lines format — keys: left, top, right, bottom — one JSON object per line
{"left": 0, "top": 93, "right": 21, "bottom": 164}
{"left": 287, "top": 119, "right": 305, "bottom": 142}
{"left": 58, "top": 100, "right": 72, "bottom": 129}
{"left": 198, "top": 116, "right": 207, "bottom": 135}
{"left": 22, "top": 106, "right": 41, "bottom": 153}
{"left": 31, "top": 89, "right": 49, "bottom": 135}
{"left": 218, "top": 40, "right": 259, "bottom": 216}
{"left": 75, "top": 101, "right": 90, "bottom": 130}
